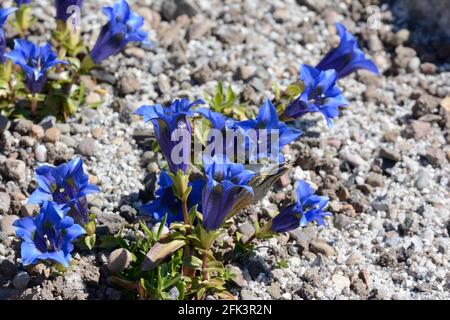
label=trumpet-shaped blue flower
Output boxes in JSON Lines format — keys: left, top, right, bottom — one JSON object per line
{"left": 316, "top": 23, "right": 379, "bottom": 79}
{"left": 134, "top": 99, "right": 204, "bottom": 174}
{"left": 28, "top": 158, "right": 100, "bottom": 226}
{"left": 55, "top": 0, "right": 83, "bottom": 22}
{"left": 14, "top": 202, "right": 86, "bottom": 268}
{"left": 90, "top": 0, "right": 151, "bottom": 64}
{"left": 236, "top": 99, "right": 302, "bottom": 153}
{"left": 141, "top": 171, "right": 204, "bottom": 226}
{"left": 0, "top": 7, "right": 17, "bottom": 63}
{"left": 5, "top": 39, "right": 67, "bottom": 93}
{"left": 271, "top": 180, "right": 331, "bottom": 233}
{"left": 284, "top": 64, "right": 348, "bottom": 127}
{"left": 202, "top": 155, "right": 255, "bottom": 231}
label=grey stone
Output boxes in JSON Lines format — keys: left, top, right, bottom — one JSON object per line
{"left": 39, "top": 116, "right": 56, "bottom": 130}
{"left": 0, "top": 215, "right": 19, "bottom": 236}
{"left": 60, "top": 135, "right": 77, "bottom": 148}
{"left": 162, "top": 0, "right": 199, "bottom": 21}
{"left": 341, "top": 151, "right": 367, "bottom": 168}
{"left": 415, "top": 169, "right": 430, "bottom": 190}
{"left": 289, "top": 226, "right": 317, "bottom": 242}
{"left": 2, "top": 159, "right": 27, "bottom": 181}
{"left": 118, "top": 74, "right": 141, "bottom": 95}
{"left": 268, "top": 282, "right": 283, "bottom": 299}
{"left": 78, "top": 138, "right": 97, "bottom": 157}
{"left": 71, "top": 123, "right": 90, "bottom": 134}
{"left": 309, "top": 240, "right": 335, "bottom": 257}
{"left": 107, "top": 249, "right": 133, "bottom": 273}
{"left": 366, "top": 173, "right": 385, "bottom": 188}
{"left": 228, "top": 264, "right": 248, "bottom": 287}
{"left": 238, "top": 222, "right": 255, "bottom": 237}
{"left": 406, "top": 120, "right": 432, "bottom": 140}
{"left": 241, "top": 289, "right": 260, "bottom": 300}
{"left": 96, "top": 212, "right": 126, "bottom": 235}
{"left": 425, "top": 147, "right": 446, "bottom": 167}
{"left": 13, "top": 119, "right": 33, "bottom": 135}
{"left": 35, "top": 145, "right": 47, "bottom": 162}
{"left": 56, "top": 123, "right": 71, "bottom": 134}
{"left": 150, "top": 60, "right": 164, "bottom": 76}
{"left": 158, "top": 74, "right": 171, "bottom": 93}
{"left": 379, "top": 147, "right": 401, "bottom": 162}
{"left": 0, "top": 192, "right": 11, "bottom": 214}
{"left": 332, "top": 274, "right": 350, "bottom": 292}
{"left": 12, "top": 271, "right": 30, "bottom": 290}
{"left": 334, "top": 215, "right": 353, "bottom": 230}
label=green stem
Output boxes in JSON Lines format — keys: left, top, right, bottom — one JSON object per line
{"left": 182, "top": 199, "right": 190, "bottom": 227}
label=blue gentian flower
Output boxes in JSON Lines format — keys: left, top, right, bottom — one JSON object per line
{"left": 134, "top": 99, "right": 205, "bottom": 174}
{"left": 316, "top": 23, "right": 379, "bottom": 79}
{"left": 284, "top": 64, "right": 348, "bottom": 127}
{"left": 271, "top": 180, "right": 331, "bottom": 233}
{"left": 55, "top": 0, "right": 83, "bottom": 22}
{"left": 236, "top": 99, "right": 302, "bottom": 161}
{"left": 237, "top": 99, "right": 302, "bottom": 147}
{"left": 202, "top": 155, "right": 255, "bottom": 231}
{"left": 28, "top": 158, "right": 100, "bottom": 226}
{"left": 0, "top": 7, "right": 17, "bottom": 63}
{"left": 14, "top": 202, "right": 86, "bottom": 268}
{"left": 195, "top": 108, "right": 236, "bottom": 131}
{"left": 141, "top": 171, "right": 204, "bottom": 226}
{"left": 5, "top": 39, "right": 67, "bottom": 93}
{"left": 89, "top": 0, "right": 151, "bottom": 64}
{"left": 14, "top": 0, "right": 31, "bottom": 5}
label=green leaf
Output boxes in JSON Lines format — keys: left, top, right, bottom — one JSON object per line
{"left": 139, "top": 221, "right": 153, "bottom": 239}
{"left": 285, "top": 84, "right": 303, "bottom": 98}
{"left": 156, "top": 214, "right": 168, "bottom": 240}
{"left": 97, "top": 235, "right": 119, "bottom": 250}
{"left": 182, "top": 255, "right": 203, "bottom": 270}
{"left": 84, "top": 234, "right": 96, "bottom": 250}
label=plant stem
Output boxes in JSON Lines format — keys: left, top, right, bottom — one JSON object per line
{"left": 201, "top": 251, "right": 209, "bottom": 281}
{"left": 31, "top": 95, "right": 38, "bottom": 116}
{"left": 181, "top": 198, "right": 195, "bottom": 277}
{"left": 243, "top": 233, "right": 257, "bottom": 247}
{"left": 182, "top": 199, "right": 190, "bottom": 227}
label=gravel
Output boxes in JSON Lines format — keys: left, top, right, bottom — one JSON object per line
{"left": 0, "top": 0, "right": 448, "bottom": 301}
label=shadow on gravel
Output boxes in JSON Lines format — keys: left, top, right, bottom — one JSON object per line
{"left": 382, "top": 0, "right": 450, "bottom": 65}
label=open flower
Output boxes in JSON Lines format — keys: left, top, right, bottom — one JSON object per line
{"left": 134, "top": 98, "right": 204, "bottom": 174}
{"left": 14, "top": 202, "right": 86, "bottom": 268}
{"left": 5, "top": 39, "right": 67, "bottom": 93}
{"left": 316, "top": 23, "right": 379, "bottom": 79}
{"left": 284, "top": 64, "right": 348, "bottom": 127}
{"left": 89, "top": 0, "right": 151, "bottom": 64}
{"left": 140, "top": 171, "right": 204, "bottom": 226}
{"left": 236, "top": 99, "right": 302, "bottom": 161}
{"left": 55, "top": 0, "right": 83, "bottom": 22}
{"left": 0, "top": 7, "right": 17, "bottom": 63}
{"left": 28, "top": 158, "right": 100, "bottom": 226}
{"left": 271, "top": 180, "right": 331, "bottom": 233}
{"left": 202, "top": 155, "right": 255, "bottom": 231}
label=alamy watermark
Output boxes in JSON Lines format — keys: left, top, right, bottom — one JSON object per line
{"left": 67, "top": 5, "right": 81, "bottom": 31}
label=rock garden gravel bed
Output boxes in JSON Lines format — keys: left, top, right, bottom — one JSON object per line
{"left": 0, "top": 0, "right": 449, "bottom": 300}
